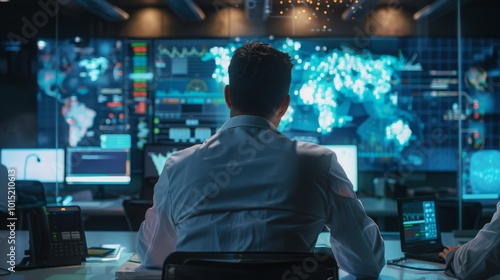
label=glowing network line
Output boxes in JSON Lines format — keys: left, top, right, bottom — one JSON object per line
{"left": 158, "top": 46, "right": 208, "bottom": 58}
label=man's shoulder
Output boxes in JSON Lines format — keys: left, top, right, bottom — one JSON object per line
{"left": 165, "top": 143, "right": 202, "bottom": 166}
{"left": 295, "top": 141, "right": 335, "bottom": 156}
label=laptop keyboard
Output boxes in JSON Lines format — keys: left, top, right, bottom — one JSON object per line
{"left": 406, "top": 249, "right": 446, "bottom": 264}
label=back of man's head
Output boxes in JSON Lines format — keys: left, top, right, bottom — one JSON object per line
{"left": 228, "top": 41, "right": 293, "bottom": 118}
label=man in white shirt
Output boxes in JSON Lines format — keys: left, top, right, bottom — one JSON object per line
{"left": 136, "top": 41, "right": 385, "bottom": 279}
{"left": 439, "top": 202, "right": 500, "bottom": 280}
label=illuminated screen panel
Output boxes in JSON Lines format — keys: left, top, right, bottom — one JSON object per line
{"left": 179, "top": 37, "right": 454, "bottom": 172}
{"left": 37, "top": 38, "right": 126, "bottom": 148}
{"left": 322, "top": 145, "right": 358, "bottom": 192}
{"left": 142, "top": 144, "right": 193, "bottom": 178}
{"left": 462, "top": 149, "right": 500, "bottom": 202}
{"left": 0, "top": 148, "right": 65, "bottom": 183}
{"left": 65, "top": 147, "right": 130, "bottom": 185}
{"left": 35, "top": 37, "right": 500, "bottom": 174}
{"left": 400, "top": 200, "right": 439, "bottom": 244}
{"left": 152, "top": 39, "right": 231, "bottom": 144}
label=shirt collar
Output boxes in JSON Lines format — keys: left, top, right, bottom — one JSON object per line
{"left": 219, "top": 115, "right": 281, "bottom": 134}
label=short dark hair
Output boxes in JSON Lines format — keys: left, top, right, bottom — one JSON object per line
{"left": 228, "top": 41, "right": 293, "bottom": 117}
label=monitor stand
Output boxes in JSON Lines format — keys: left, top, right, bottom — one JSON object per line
{"left": 94, "top": 185, "right": 120, "bottom": 200}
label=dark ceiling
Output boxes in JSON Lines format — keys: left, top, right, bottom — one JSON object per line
{"left": 0, "top": 0, "right": 498, "bottom": 38}
{"left": 0, "top": 0, "right": 488, "bottom": 21}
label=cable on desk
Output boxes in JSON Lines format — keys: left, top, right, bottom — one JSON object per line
{"left": 386, "top": 257, "right": 445, "bottom": 272}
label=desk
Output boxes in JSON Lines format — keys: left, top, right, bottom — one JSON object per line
{"left": 0, "top": 231, "right": 136, "bottom": 280}
{"left": 1, "top": 231, "right": 458, "bottom": 280}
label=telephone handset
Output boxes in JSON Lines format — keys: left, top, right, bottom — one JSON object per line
{"left": 17, "top": 206, "right": 88, "bottom": 270}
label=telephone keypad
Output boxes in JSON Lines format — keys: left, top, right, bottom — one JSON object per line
{"left": 50, "top": 241, "right": 86, "bottom": 257}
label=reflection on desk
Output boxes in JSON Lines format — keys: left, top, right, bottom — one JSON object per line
{"left": 0, "top": 231, "right": 458, "bottom": 280}
{"left": 64, "top": 198, "right": 126, "bottom": 216}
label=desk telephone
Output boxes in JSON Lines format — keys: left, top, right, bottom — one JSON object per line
{"left": 17, "top": 206, "right": 88, "bottom": 270}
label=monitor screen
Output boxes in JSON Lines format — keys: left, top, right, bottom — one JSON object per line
{"left": 36, "top": 37, "right": 500, "bottom": 173}
{"left": 142, "top": 144, "right": 193, "bottom": 178}
{"left": 322, "top": 145, "right": 358, "bottom": 192}
{"left": 461, "top": 149, "right": 500, "bottom": 203}
{"left": 37, "top": 38, "right": 126, "bottom": 149}
{"left": 65, "top": 147, "right": 130, "bottom": 184}
{"left": 398, "top": 197, "right": 441, "bottom": 250}
{"left": 0, "top": 148, "right": 65, "bottom": 183}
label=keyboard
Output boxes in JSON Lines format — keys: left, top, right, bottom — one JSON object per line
{"left": 405, "top": 250, "right": 446, "bottom": 264}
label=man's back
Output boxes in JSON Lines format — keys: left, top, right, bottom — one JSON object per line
{"left": 167, "top": 116, "right": 335, "bottom": 252}
{"left": 137, "top": 41, "right": 384, "bottom": 279}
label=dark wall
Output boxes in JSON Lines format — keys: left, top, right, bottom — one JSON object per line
{"left": 4, "top": 1, "right": 499, "bottom": 41}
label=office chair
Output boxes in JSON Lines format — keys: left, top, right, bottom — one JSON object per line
{"left": 122, "top": 199, "right": 153, "bottom": 231}
{"left": 162, "top": 249, "right": 338, "bottom": 280}
{"left": 16, "top": 180, "right": 47, "bottom": 208}
{"left": 10, "top": 180, "right": 47, "bottom": 230}
{"left": 437, "top": 200, "right": 483, "bottom": 231}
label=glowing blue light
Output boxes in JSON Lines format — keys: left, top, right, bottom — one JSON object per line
{"left": 37, "top": 40, "right": 46, "bottom": 50}
{"left": 78, "top": 57, "right": 109, "bottom": 81}
{"left": 385, "top": 119, "right": 412, "bottom": 147}
{"left": 278, "top": 106, "right": 295, "bottom": 131}
{"left": 202, "top": 39, "right": 410, "bottom": 138}
{"left": 129, "top": 72, "right": 154, "bottom": 80}
{"left": 294, "top": 42, "right": 301, "bottom": 51}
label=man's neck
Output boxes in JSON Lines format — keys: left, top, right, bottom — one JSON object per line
{"left": 229, "top": 110, "right": 280, "bottom": 127}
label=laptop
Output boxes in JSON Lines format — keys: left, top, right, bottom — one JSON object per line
{"left": 397, "top": 196, "right": 446, "bottom": 264}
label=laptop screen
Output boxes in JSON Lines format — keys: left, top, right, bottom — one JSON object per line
{"left": 397, "top": 196, "right": 442, "bottom": 252}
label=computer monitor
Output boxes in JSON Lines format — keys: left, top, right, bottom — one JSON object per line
{"left": 142, "top": 144, "right": 193, "bottom": 178}
{"left": 0, "top": 148, "right": 65, "bottom": 183}
{"left": 322, "top": 145, "right": 358, "bottom": 192}
{"left": 65, "top": 147, "right": 131, "bottom": 185}
{"left": 461, "top": 149, "right": 500, "bottom": 204}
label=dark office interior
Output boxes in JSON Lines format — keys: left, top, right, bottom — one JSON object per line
{"left": 0, "top": 0, "right": 499, "bottom": 233}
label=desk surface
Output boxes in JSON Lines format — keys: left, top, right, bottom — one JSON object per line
{"left": 0, "top": 230, "right": 458, "bottom": 280}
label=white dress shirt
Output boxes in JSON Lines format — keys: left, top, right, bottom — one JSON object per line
{"left": 445, "top": 202, "right": 500, "bottom": 279}
{"left": 136, "top": 115, "right": 385, "bottom": 279}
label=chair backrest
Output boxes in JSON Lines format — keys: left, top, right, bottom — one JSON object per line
{"left": 15, "top": 180, "right": 47, "bottom": 208}
{"left": 437, "top": 200, "right": 483, "bottom": 231}
{"left": 122, "top": 199, "right": 153, "bottom": 231}
{"left": 162, "top": 250, "right": 338, "bottom": 280}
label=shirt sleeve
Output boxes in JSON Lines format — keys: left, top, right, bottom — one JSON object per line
{"left": 136, "top": 170, "right": 177, "bottom": 268}
{"left": 326, "top": 153, "right": 385, "bottom": 279}
{"left": 444, "top": 202, "right": 500, "bottom": 280}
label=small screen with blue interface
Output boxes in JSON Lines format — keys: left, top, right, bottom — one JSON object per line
{"left": 65, "top": 147, "right": 130, "bottom": 185}
{"left": 461, "top": 149, "right": 500, "bottom": 202}
{"left": 401, "top": 200, "right": 439, "bottom": 243}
